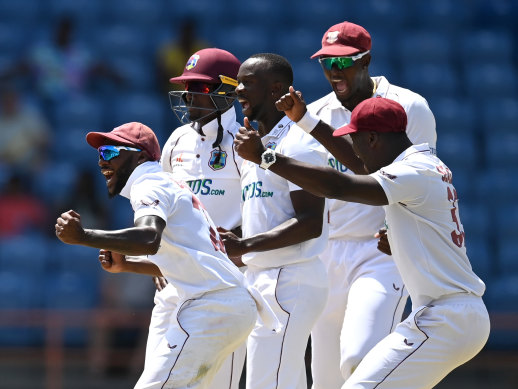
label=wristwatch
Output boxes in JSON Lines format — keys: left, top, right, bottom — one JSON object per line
{"left": 260, "top": 148, "right": 277, "bottom": 170}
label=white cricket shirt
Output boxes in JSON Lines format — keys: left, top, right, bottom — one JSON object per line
{"left": 308, "top": 76, "right": 437, "bottom": 239}
{"left": 120, "top": 161, "right": 245, "bottom": 300}
{"left": 371, "top": 144, "right": 485, "bottom": 307}
{"left": 161, "top": 107, "right": 243, "bottom": 230}
{"left": 240, "top": 116, "right": 329, "bottom": 268}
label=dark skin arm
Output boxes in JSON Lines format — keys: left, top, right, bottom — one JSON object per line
{"left": 218, "top": 186, "right": 325, "bottom": 260}
{"left": 275, "top": 86, "right": 366, "bottom": 174}
{"left": 234, "top": 120, "right": 388, "bottom": 206}
{"left": 55, "top": 210, "right": 164, "bottom": 276}
{"left": 99, "top": 250, "right": 163, "bottom": 277}
{"left": 374, "top": 227, "right": 392, "bottom": 255}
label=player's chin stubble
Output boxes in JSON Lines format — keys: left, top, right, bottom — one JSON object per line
{"left": 108, "top": 162, "right": 133, "bottom": 198}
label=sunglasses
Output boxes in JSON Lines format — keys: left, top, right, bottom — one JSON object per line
{"left": 318, "top": 50, "right": 370, "bottom": 70}
{"left": 184, "top": 81, "right": 214, "bottom": 94}
{"left": 98, "top": 145, "right": 142, "bottom": 161}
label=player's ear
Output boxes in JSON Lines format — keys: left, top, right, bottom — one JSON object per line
{"left": 361, "top": 53, "right": 371, "bottom": 68}
{"left": 367, "top": 131, "right": 378, "bottom": 147}
{"left": 137, "top": 151, "right": 150, "bottom": 164}
{"left": 270, "top": 81, "right": 284, "bottom": 100}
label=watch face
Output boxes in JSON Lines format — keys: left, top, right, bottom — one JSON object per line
{"left": 264, "top": 153, "right": 275, "bottom": 163}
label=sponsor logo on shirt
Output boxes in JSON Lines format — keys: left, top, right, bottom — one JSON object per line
{"left": 186, "top": 179, "right": 226, "bottom": 196}
{"left": 380, "top": 170, "right": 397, "bottom": 180}
{"left": 242, "top": 181, "right": 274, "bottom": 201}
{"left": 140, "top": 199, "right": 160, "bottom": 207}
{"left": 208, "top": 149, "right": 227, "bottom": 171}
{"left": 328, "top": 157, "right": 348, "bottom": 173}
{"left": 265, "top": 142, "right": 277, "bottom": 150}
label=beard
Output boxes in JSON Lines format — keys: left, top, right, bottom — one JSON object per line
{"left": 108, "top": 159, "right": 134, "bottom": 198}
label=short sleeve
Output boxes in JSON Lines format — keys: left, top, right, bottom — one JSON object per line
{"left": 130, "top": 174, "right": 175, "bottom": 223}
{"left": 405, "top": 97, "right": 437, "bottom": 150}
{"left": 370, "top": 162, "right": 428, "bottom": 206}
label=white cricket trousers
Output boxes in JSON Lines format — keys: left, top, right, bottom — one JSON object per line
{"left": 312, "top": 238, "right": 408, "bottom": 388}
{"left": 245, "top": 257, "right": 328, "bottom": 389}
{"left": 135, "top": 286, "right": 257, "bottom": 389}
{"left": 145, "top": 284, "right": 247, "bottom": 389}
{"left": 342, "top": 293, "right": 490, "bottom": 388}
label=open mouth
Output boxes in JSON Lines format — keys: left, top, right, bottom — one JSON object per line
{"left": 101, "top": 169, "right": 114, "bottom": 183}
{"left": 238, "top": 99, "right": 250, "bottom": 111}
{"left": 332, "top": 80, "right": 348, "bottom": 94}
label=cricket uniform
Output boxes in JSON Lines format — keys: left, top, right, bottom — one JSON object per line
{"left": 241, "top": 116, "right": 329, "bottom": 389}
{"left": 149, "top": 107, "right": 246, "bottom": 389}
{"left": 343, "top": 144, "right": 489, "bottom": 388}
{"left": 308, "top": 76, "right": 437, "bottom": 387}
{"left": 122, "top": 161, "right": 257, "bottom": 389}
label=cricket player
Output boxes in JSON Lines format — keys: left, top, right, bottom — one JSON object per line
{"left": 305, "top": 21, "right": 437, "bottom": 387}
{"left": 219, "top": 53, "right": 329, "bottom": 389}
{"left": 235, "top": 95, "right": 490, "bottom": 389}
{"left": 55, "top": 121, "right": 257, "bottom": 389}
{"left": 152, "top": 48, "right": 247, "bottom": 389}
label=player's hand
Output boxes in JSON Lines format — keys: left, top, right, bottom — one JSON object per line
{"left": 374, "top": 228, "right": 392, "bottom": 255}
{"left": 55, "top": 210, "right": 87, "bottom": 245}
{"left": 99, "top": 249, "right": 127, "bottom": 273}
{"left": 275, "top": 85, "right": 307, "bottom": 122}
{"left": 217, "top": 226, "right": 246, "bottom": 266}
{"left": 234, "top": 117, "right": 265, "bottom": 164}
{"left": 153, "top": 276, "right": 168, "bottom": 291}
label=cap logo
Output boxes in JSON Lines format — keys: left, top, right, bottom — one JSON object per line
{"left": 186, "top": 54, "right": 200, "bottom": 70}
{"left": 326, "top": 31, "right": 340, "bottom": 44}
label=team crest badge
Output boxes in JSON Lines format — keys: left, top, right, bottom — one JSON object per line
{"left": 265, "top": 142, "right": 277, "bottom": 150}
{"left": 326, "top": 31, "right": 339, "bottom": 44}
{"left": 186, "top": 54, "right": 200, "bottom": 70}
{"left": 209, "top": 149, "right": 227, "bottom": 170}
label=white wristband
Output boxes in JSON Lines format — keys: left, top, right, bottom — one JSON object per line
{"left": 296, "top": 110, "right": 320, "bottom": 133}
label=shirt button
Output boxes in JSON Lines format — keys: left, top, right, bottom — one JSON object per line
{"left": 196, "top": 154, "right": 200, "bottom": 158}
{"left": 201, "top": 138, "right": 205, "bottom": 141}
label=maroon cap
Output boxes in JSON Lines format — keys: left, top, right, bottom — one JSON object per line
{"left": 169, "top": 48, "right": 241, "bottom": 84}
{"left": 333, "top": 98, "right": 407, "bottom": 136}
{"left": 311, "top": 21, "right": 371, "bottom": 58}
{"left": 86, "top": 122, "right": 161, "bottom": 161}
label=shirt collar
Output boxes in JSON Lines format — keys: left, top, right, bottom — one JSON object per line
{"left": 393, "top": 143, "right": 431, "bottom": 163}
{"left": 263, "top": 116, "right": 293, "bottom": 140}
{"left": 193, "top": 107, "right": 237, "bottom": 137}
{"left": 120, "top": 161, "right": 161, "bottom": 199}
{"left": 372, "top": 76, "right": 389, "bottom": 98}
{"left": 326, "top": 92, "right": 346, "bottom": 110}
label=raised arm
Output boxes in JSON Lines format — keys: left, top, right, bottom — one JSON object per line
{"left": 233, "top": 122, "right": 388, "bottom": 206}
{"left": 275, "top": 86, "right": 366, "bottom": 174}
{"left": 55, "top": 210, "right": 166, "bottom": 256}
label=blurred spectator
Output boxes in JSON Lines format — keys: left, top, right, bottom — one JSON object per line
{"left": 155, "top": 18, "right": 208, "bottom": 95}
{"left": 0, "top": 173, "right": 48, "bottom": 237}
{"left": 1, "top": 15, "right": 123, "bottom": 114}
{"left": 55, "top": 168, "right": 109, "bottom": 229}
{"left": 0, "top": 84, "right": 51, "bottom": 174}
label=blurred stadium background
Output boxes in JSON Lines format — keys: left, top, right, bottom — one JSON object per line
{"left": 0, "top": 0, "right": 517, "bottom": 388}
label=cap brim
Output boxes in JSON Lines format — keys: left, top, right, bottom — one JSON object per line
{"left": 169, "top": 73, "right": 217, "bottom": 84}
{"left": 310, "top": 46, "right": 362, "bottom": 59}
{"left": 333, "top": 124, "right": 357, "bottom": 137}
{"left": 86, "top": 132, "right": 138, "bottom": 149}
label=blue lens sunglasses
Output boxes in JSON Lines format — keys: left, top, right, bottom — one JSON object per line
{"left": 98, "top": 145, "right": 142, "bottom": 161}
